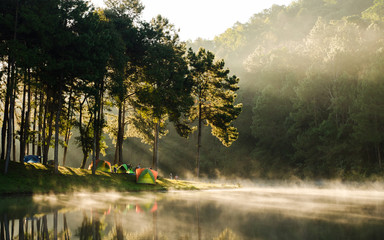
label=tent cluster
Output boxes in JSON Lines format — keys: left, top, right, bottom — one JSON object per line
{"left": 87, "top": 160, "right": 158, "bottom": 184}
{"left": 23, "top": 155, "right": 41, "bottom": 163}
{"left": 23, "top": 157, "right": 158, "bottom": 184}
{"left": 114, "top": 164, "right": 135, "bottom": 175}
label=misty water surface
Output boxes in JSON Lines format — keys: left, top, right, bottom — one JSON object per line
{"left": 1, "top": 185, "right": 384, "bottom": 239}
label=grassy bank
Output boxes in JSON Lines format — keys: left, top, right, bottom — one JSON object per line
{"left": 0, "top": 160, "right": 237, "bottom": 195}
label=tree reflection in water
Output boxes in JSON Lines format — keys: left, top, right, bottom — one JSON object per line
{"left": 1, "top": 214, "right": 52, "bottom": 239}
{"left": 75, "top": 210, "right": 105, "bottom": 240}
{"left": 0, "top": 189, "right": 383, "bottom": 239}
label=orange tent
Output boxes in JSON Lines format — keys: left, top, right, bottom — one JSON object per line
{"left": 136, "top": 168, "right": 158, "bottom": 184}
{"left": 88, "top": 160, "right": 112, "bottom": 172}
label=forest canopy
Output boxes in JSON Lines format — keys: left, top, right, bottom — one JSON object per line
{"left": 0, "top": 0, "right": 241, "bottom": 177}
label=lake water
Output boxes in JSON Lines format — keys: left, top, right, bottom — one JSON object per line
{"left": 1, "top": 186, "right": 384, "bottom": 239}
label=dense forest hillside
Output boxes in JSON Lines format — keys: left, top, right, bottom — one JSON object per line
{"left": 2, "top": 0, "right": 384, "bottom": 180}
{"left": 185, "top": 0, "right": 384, "bottom": 179}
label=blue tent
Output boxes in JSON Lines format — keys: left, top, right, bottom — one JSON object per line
{"left": 23, "top": 155, "right": 41, "bottom": 163}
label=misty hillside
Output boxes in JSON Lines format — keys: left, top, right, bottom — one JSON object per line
{"left": 172, "top": 0, "right": 384, "bottom": 179}
{"left": 189, "top": 0, "right": 374, "bottom": 70}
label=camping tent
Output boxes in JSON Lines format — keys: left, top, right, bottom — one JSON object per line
{"left": 116, "top": 164, "right": 128, "bottom": 173}
{"left": 127, "top": 168, "right": 135, "bottom": 175}
{"left": 136, "top": 168, "right": 158, "bottom": 184}
{"left": 88, "top": 160, "right": 112, "bottom": 172}
{"left": 23, "top": 155, "right": 41, "bottom": 163}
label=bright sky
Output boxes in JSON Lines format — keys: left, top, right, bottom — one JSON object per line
{"left": 91, "top": 0, "right": 295, "bottom": 41}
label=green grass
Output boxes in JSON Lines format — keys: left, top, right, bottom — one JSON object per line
{"left": 0, "top": 160, "right": 237, "bottom": 195}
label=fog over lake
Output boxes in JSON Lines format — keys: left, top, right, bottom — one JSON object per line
{"left": 1, "top": 184, "right": 383, "bottom": 239}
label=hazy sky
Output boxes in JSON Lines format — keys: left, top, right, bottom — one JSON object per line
{"left": 91, "top": 0, "right": 295, "bottom": 41}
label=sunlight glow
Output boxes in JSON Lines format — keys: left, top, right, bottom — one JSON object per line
{"left": 90, "top": 0, "right": 295, "bottom": 40}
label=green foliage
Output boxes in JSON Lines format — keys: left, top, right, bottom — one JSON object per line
{"left": 187, "top": 48, "right": 242, "bottom": 147}
{"left": 133, "top": 15, "right": 194, "bottom": 139}
{"left": 104, "top": 0, "right": 144, "bottom": 18}
{"left": 362, "top": 0, "right": 384, "bottom": 22}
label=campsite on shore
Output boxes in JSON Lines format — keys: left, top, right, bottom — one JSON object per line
{"left": 0, "top": 160, "right": 238, "bottom": 195}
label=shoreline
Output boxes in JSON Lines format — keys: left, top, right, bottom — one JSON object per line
{"left": 0, "top": 160, "right": 239, "bottom": 196}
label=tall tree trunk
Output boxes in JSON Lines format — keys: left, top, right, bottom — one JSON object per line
{"left": 19, "top": 75, "right": 27, "bottom": 162}
{"left": 79, "top": 99, "right": 86, "bottom": 169}
{"left": 114, "top": 103, "right": 122, "bottom": 165}
{"left": 152, "top": 121, "right": 159, "bottom": 170}
{"left": 81, "top": 153, "right": 89, "bottom": 169}
{"left": 62, "top": 129, "right": 70, "bottom": 167}
{"left": 96, "top": 104, "right": 102, "bottom": 161}
{"left": 2, "top": 0, "right": 18, "bottom": 164}
{"left": 37, "top": 91, "right": 44, "bottom": 156}
{"left": 95, "top": 96, "right": 100, "bottom": 162}
{"left": 117, "top": 102, "right": 124, "bottom": 165}
{"left": 44, "top": 100, "right": 54, "bottom": 164}
{"left": 95, "top": 82, "right": 104, "bottom": 161}
{"left": 92, "top": 136, "right": 96, "bottom": 175}
{"left": 54, "top": 82, "right": 63, "bottom": 174}
{"left": 196, "top": 101, "right": 202, "bottom": 178}
{"left": 92, "top": 103, "right": 97, "bottom": 175}
{"left": 117, "top": 103, "right": 122, "bottom": 164}
{"left": 12, "top": 126, "right": 16, "bottom": 163}
{"left": 62, "top": 91, "right": 73, "bottom": 166}
{"left": 25, "top": 69, "right": 31, "bottom": 155}
{"left": 120, "top": 102, "right": 126, "bottom": 164}
{"left": 42, "top": 105, "right": 47, "bottom": 163}
{"left": 1, "top": 62, "right": 11, "bottom": 160}
{"left": 40, "top": 94, "right": 49, "bottom": 162}
{"left": 4, "top": 64, "right": 17, "bottom": 173}
{"left": 32, "top": 87, "right": 38, "bottom": 155}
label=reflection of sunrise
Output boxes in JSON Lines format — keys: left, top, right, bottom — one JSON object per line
{"left": 91, "top": 0, "right": 294, "bottom": 40}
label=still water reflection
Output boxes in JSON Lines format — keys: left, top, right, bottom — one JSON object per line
{"left": 1, "top": 186, "right": 384, "bottom": 239}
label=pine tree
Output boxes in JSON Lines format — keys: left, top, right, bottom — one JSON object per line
{"left": 187, "top": 48, "right": 242, "bottom": 177}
